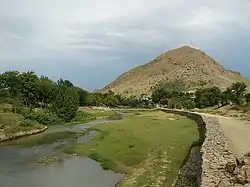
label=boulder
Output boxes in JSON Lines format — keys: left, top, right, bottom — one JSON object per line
{"left": 236, "top": 172, "right": 246, "bottom": 184}
{"left": 217, "top": 179, "right": 229, "bottom": 187}
{"left": 226, "top": 162, "right": 236, "bottom": 173}
{"left": 236, "top": 156, "right": 247, "bottom": 167}
{"left": 242, "top": 165, "right": 250, "bottom": 183}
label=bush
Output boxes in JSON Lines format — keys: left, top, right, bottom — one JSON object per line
{"left": 33, "top": 110, "right": 62, "bottom": 125}
{"left": 182, "top": 100, "right": 196, "bottom": 109}
{"left": 175, "top": 102, "right": 183, "bottom": 109}
{"left": 246, "top": 93, "right": 250, "bottom": 103}
{"left": 72, "top": 111, "right": 96, "bottom": 123}
{"left": 108, "top": 112, "right": 123, "bottom": 120}
{"left": 0, "top": 103, "right": 13, "bottom": 113}
{"left": 17, "top": 107, "right": 62, "bottom": 125}
{"left": 50, "top": 85, "right": 79, "bottom": 122}
{"left": 20, "top": 119, "right": 38, "bottom": 127}
{"left": 18, "top": 107, "right": 32, "bottom": 118}
{"left": 167, "top": 99, "right": 176, "bottom": 109}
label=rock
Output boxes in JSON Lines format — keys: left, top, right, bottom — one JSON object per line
{"left": 236, "top": 173, "right": 246, "bottom": 184}
{"left": 226, "top": 162, "right": 237, "bottom": 173}
{"left": 242, "top": 165, "right": 250, "bottom": 183}
{"left": 234, "top": 167, "right": 241, "bottom": 175}
{"left": 236, "top": 156, "right": 247, "bottom": 166}
{"left": 234, "top": 185, "right": 245, "bottom": 187}
{"left": 217, "top": 179, "right": 229, "bottom": 187}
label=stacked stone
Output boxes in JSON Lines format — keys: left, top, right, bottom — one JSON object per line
{"left": 224, "top": 156, "right": 250, "bottom": 186}
{"left": 200, "top": 116, "right": 235, "bottom": 187}
{"left": 173, "top": 147, "right": 202, "bottom": 187}
{"left": 161, "top": 109, "right": 248, "bottom": 187}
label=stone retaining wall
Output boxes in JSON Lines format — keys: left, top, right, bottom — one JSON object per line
{"left": 161, "top": 109, "right": 236, "bottom": 187}
{"left": 0, "top": 126, "right": 48, "bottom": 142}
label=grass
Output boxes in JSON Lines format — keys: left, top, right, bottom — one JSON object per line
{"left": 0, "top": 112, "right": 23, "bottom": 124}
{"left": 78, "top": 108, "right": 117, "bottom": 118}
{"left": 0, "top": 112, "right": 44, "bottom": 136}
{"left": 64, "top": 111, "right": 199, "bottom": 187}
{"left": 67, "top": 111, "right": 97, "bottom": 125}
{"left": 107, "top": 112, "right": 123, "bottom": 120}
{"left": 36, "top": 155, "right": 61, "bottom": 167}
{"left": 3, "top": 131, "right": 79, "bottom": 147}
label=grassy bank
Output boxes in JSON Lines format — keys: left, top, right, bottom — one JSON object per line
{"left": 78, "top": 107, "right": 117, "bottom": 118}
{"left": 65, "top": 111, "right": 199, "bottom": 186}
{"left": 2, "top": 131, "right": 80, "bottom": 147}
{"left": 0, "top": 112, "right": 44, "bottom": 136}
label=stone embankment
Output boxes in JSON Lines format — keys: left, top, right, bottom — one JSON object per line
{"left": 161, "top": 109, "right": 250, "bottom": 187}
{"left": 0, "top": 126, "right": 48, "bottom": 142}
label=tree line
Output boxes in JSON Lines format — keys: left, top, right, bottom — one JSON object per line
{"left": 0, "top": 71, "right": 125, "bottom": 123}
{"left": 151, "top": 81, "right": 250, "bottom": 109}
{"left": 1, "top": 70, "right": 249, "bottom": 124}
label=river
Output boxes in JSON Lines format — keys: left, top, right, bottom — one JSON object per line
{"left": 0, "top": 119, "right": 124, "bottom": 187}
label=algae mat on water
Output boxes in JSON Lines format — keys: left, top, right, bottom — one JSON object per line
{"left": 65, "top": 111, "right": 199, "bottom": 187}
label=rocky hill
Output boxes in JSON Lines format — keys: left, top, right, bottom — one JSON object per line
{"left": 102, "top": 46, "right": 250, "bottom": 95}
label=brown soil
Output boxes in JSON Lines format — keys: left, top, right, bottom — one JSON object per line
{"left": 102, "top": 46, "right": 250, "bottom": 95}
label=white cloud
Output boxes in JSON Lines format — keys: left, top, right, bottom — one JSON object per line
{"left": 0, "top": 0, "right": 250, "bottom": 88}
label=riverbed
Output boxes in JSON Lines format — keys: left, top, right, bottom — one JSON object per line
{"left": 0, "top": 119, "right": 123, "bottom": 187}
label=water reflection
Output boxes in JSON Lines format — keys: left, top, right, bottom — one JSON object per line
{"left": 0, "top": 119, "right": 123, "bottom": 187}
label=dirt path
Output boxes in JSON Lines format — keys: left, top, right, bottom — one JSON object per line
{"left": 197, "top": 112, "right": 250, "bottom": 155}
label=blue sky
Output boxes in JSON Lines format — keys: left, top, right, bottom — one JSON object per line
{"left": 0, "top": 0, "right": 250, "bottom": 91}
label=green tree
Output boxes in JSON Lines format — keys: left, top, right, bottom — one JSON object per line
{"left": 209, "top": 87, "right": 221, "bottom": 107}
{"left": 194, "top": 87, "right": 221, "bottom": 108}
{"left": 103, "top": 94, "right": 119, "bottom": 107}
{"left": 36, "top": 76, "right": 55, "bottom": 107}
{"left": 0, "top": 71, "right": 20, "bottom": 96}
{"left": 57, "top": 78, "right": 74, "bottom": 87}
{"left": 230, "top": 82, "right": 247, "bottom": 105}
{"left": 245, "top": 93, "right": 250, "bottom": 103}
{"left": 151, "top": 88, "right": 171, "bottom": 103}
{"left": 50, "top": 84, "right": 79, "bottom": 122}
{"left": 221, "top": 89, "right": 232, "bottom": 106}
{"left": 18, "top": 71, "right": 39, "bottom": 107}
{"left": 75, "top": 87, "right": 93, "bottom": 106}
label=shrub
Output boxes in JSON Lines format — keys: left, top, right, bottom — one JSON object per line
{"left": 246, "top": 93, "right": 250, "bottom": 103}
{"left": 18, "top": 107, "right": 32, "bottom": 118}
{"left": 18, "top": 107, "right": 62, "bottom": 125}
{"left": 72, "top": 111, "right": 96, "bottom": 123}
{"left": 50, "top": 85, "right": 79, "bottom": 122}
{"left": 33, "top": 110, "right": 62, "bottom": 125}
{"left": 108, "top": 112, "right": 123, "bottom": 120}
{"left": 0, "top": 103, "right": 13, "bottom": 113}
{"left": 20, "top": 119, "right": 38, "bottom": 127}
{"left": 182, "top": 100, "right": 195, "bottom": 109}
{"left": 167, "top": 99, "right": 176, "bottom": 109}
{"left": 175, "top": 102, "right": 183, "bottom": 109}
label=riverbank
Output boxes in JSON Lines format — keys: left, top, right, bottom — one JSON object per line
{"left": 65, "top": 111, "right": 199, "bottom": 186}
{"left": 0, "top": 126, "right": 48, "bottom": 142}
{"left": 0, "top": 108, "right": 116, "bottom": 143}
{"left": 0, "top": 118, "right": 123, "bottom": 187}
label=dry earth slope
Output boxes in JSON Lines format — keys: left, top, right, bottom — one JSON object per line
{"left": 102, "top": 46, "right": 250, "bottom": 95}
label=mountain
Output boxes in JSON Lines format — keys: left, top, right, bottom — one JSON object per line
{"left": 101, "top": 46, "right": 250, "bottom": 95}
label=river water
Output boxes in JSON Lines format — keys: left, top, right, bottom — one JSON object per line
{"left": 0, "top": 119, "right": 124, "bottom": 187}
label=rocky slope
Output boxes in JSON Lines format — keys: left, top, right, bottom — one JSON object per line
{"left": 102, "top": 46, "right": 250, "bottom": 95}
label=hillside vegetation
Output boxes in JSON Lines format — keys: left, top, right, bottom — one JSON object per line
{"left": 102, "top": 46, "right": 250, "bottom": 95}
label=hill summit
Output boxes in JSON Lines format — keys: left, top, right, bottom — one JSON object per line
{"left": 102, "top": 46, "right": 250, "bottom": 95}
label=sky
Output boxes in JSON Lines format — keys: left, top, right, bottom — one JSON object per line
{"left": 0, "top": 0, "right": 250, "bottom": 90}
